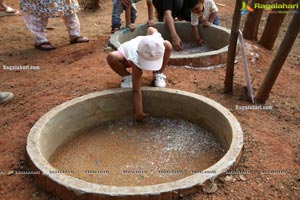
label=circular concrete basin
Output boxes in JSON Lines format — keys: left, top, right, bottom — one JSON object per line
{"left": 27, "top": 87, "right": 243, "bottom": 199}
{"left": 109, "top": 22, "right": 230, "bottom": 68}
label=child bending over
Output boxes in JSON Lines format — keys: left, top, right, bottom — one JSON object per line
{"left": 107, "top": 27, "right": 172, "bottom": 121}
{"left": 111, "top": 0, "right": 136, "bottom": 33}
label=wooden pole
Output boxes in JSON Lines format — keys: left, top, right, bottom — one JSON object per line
{"left": 258, "top": 0, "right": 292, "bottom": 50}
{"left": 255, "top": 3, "right": 300, "bottom": 103}
{"left": 243, "top": 0, "right": 267, "bottom": 41}
{"left": 224, "top": 0, "right": 244, "bottom": 93}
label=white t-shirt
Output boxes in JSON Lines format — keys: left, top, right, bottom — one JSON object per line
{"left": 118, "top": 36, "right": 143, "bottom": 66}
{"left": 191, "top": 0, "right": 218, "bottom": 26}
{"left": 118, "top": 32, "right": 162, "bottom": 67}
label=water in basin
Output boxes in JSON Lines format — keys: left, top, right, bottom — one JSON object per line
{"left": 49, "top": 117, "right": 225, "bottom": 186}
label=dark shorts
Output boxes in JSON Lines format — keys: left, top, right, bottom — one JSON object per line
{"left": 152, "top": 0, "right": 195, "bottom": 22}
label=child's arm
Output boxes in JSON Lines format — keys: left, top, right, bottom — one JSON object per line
{"left": 123, "top": 0, "right": 136, "bottom": 32}
{"left": 191, "top": 13, "right": 203, "bottom": 46}
{"left": 146, "top": 0, "right": 155, "bottom": 27}
{"left": 208, "top": 0, "right": 218, "bottom": 24}
{"left": 132, "top": 64, "right": 146, "bottom": 121}
{"left": 208, "top": 12, "right": 217, "bottom": 23}
{"left": 201, "top": 17, "right": 211, "bottom": 28}
{"left": 192, "top": 25, "right": 203, "bottom": 46}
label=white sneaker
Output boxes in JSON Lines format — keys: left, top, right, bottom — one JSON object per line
{"left": 120, "top": 75, "right": 132, "bottom": 88}
{"left": 153, "top": 73, "right": 166, "bottom": 87}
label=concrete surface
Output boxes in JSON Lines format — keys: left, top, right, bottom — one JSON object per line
{"left": 26, "top": 87, "right": 243, "bottom": 200}
{"left": 109, "top": 22, "right": 230, "bottom": 68}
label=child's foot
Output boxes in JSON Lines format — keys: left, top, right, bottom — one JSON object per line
{"left": 120, "top": 75, "right": 132, "bottom": 88}
{"left": 153, "top": 72, "right": 166, "bottom": 87}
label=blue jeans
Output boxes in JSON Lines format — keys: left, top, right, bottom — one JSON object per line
{"left": 213, "top": 15, "right": 220, "bottom": 26}
{"left": 111, "top": 0, "right": 137, "bottom": 29}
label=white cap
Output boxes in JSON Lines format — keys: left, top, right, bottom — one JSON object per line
{"left": 136, "top": 33, "right": 165, "bottom": 71}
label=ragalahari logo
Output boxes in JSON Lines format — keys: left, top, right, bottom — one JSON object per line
{"left": 241, "top": 1, "right": 254, "bottom": 15}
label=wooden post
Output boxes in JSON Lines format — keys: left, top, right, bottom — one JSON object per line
{"left": 255, "top": 3, "right": 300, "bottom": 103}
{"left": 258, "top": 0, "right": 293, "bottom": 50}
{"left": 243, "top": 0, "right": 267, "bottom": 41}
{"left": 224, "top": 0, "right": 244, "bottom": 93}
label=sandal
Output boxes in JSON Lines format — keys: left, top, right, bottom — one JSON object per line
{"left": 0, "top": 6, "right": 19, "bottom": 17}
{"left": 111, "top": 27, "right": 120, "bottom": 34}
{"left": 70, "top": 36, "right": 89, "bottom": 44}
{"left": 34, "top": 42, "right": 56, "bottom": 51}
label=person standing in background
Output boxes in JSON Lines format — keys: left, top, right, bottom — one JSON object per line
{"left": 20, "top": 0, "right": 89, "bottom": 51}
{"left": 111, "top": 0, "right": 155, "bottom": 33}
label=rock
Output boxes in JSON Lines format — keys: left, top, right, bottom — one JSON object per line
{"left": 171, "top": 80, "right": 177, "bottom": 85}
{"left": 225, "top": 175, "right": 236, "bottom": 182}
{"left": 32, "top": 192, "right": 39, "bottom": 199}
{"left": 217, "top": 176, "right": 225, "bottom": 184}
{"left": 202, "top": 183, "right": 218, "bottom": 194}
{"left": 239, "top": 175, "right": 247, "bottom": 181}
{"left": 7, "top": 170, "right": 14, "bottom": 176}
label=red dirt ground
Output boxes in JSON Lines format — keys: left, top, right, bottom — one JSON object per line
{"left": 0, "top": 0, "right": 299, "bottom": 199}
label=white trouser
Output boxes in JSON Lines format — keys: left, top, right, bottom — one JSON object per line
{"left": 23, "top": 12, "right": 81, "bottom": 44}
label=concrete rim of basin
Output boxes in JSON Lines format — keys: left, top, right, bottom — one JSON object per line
{"left": 27, "top": 87, "right": 243, "bottom": 198}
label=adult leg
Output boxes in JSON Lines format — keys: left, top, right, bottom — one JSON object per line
{"left": 23, "top": 12, "right": 55, "bottom": 50}
{"left": 111, "top": 0, "right": 123, "bottom": 32}
{"left": 63, "top": 13, "right": 89, "bottom": 44}
{"left": 131, "top": 2, "right": 137, "bottom": 24}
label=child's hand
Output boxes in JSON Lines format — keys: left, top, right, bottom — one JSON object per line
{"left": 135, "top": 113, "right": 149, "bottom": 122}
{"left": 119, "top": 0, "right": 131, "bottom": 7}
{"left": 129, "top": 23, "right": 136, "bottom": 32}
{"left": 203, "top": 21, "right": 211, "bottom": 28}
{"left": 172, "top": 35, "right": 183, "bottom": 51}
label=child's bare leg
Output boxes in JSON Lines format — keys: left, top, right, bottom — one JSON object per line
{"left": 155, "top": 40, "right": 172, "bottom": 73}
{"left": 106, "top": 51, "right": 131, "bottom": 77}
